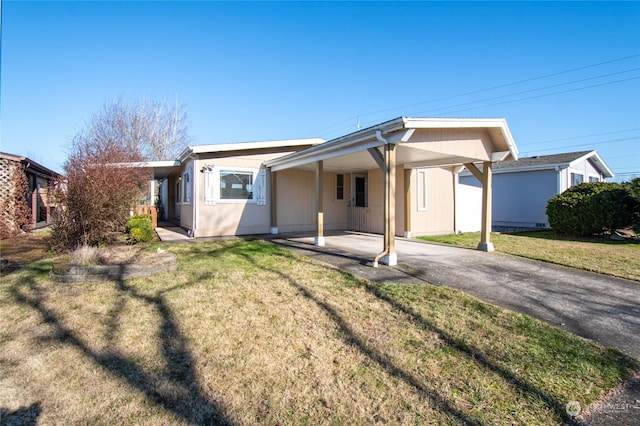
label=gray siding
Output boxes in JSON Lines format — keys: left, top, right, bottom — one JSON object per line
{"left": 460, "top": 169, "right": 558, "bottom": 228}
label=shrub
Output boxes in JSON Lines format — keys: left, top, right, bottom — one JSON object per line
{"left": 128, "top": 226, "right": 155, "bottom": 243}
{"left": 126, "top": 214, "right": 154, "bottom": 243}
{"left": 125, "top": 214, "right": 152, "bottom": 234}
{"left": 546, "top": 182, "right": 636, "bottom": 236}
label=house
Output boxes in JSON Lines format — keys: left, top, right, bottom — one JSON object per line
{"left": 458, "top": 150, "right": 614, "bottom": 230}
{"left": 143, "top": 117, "right": 519, "bottom": 264}
{"left": 0, "top": 152, "right": 60, "bottom": 234}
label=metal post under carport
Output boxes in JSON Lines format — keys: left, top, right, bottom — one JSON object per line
{"left": 463, "top": 160, "right": 495, "bottom": 252}
{"left": 373, "top": 132, "right": 397, "bottom": 266}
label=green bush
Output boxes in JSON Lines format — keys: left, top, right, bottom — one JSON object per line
{"left": 546, "top": 182, "right": 635, "bottom": 236}
{"left": 128, "top": 226, "right": 155, "bottom": 243}
{"left": 125, "top": 214, "right": 154, "bottom": 243}
{"left": 625, "top": 178, "right": 640, "bottom": 234}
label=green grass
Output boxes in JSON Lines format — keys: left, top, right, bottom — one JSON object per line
{"left": 1, "top": 239, "right": 637, "bottom": 425}
{"left": 419, "top": 231, "right": 640, "bottom": 281}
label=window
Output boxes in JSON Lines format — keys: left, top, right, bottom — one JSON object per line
{"left": 202, "top": 166, "right": 265, "bottom": 205}
{"left": 182, "top": 171, "right": 191, "bottom": 203}
{"left": 220, "top": 170, "right": 253, "bottom": 200}
{"left": 336, "top": 174, "right": 344, "bottom": 200}
{"left": 589, "top": 176, "right": 599, "bottom": 183}
{"left": 175, "top": 181, "right": 181, "bottom": 204}
{"left": 417, "top": 168, "right": 428, "bottom": 211}
{"left": 571, "top": 172, "right": 583, "bottom": 186}
{"left": 354, "top": 175, "right": 367, "bottom": 207}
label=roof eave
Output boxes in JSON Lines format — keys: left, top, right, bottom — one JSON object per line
{"left": 569, "top": 150, "right": 615, "bottom": 178}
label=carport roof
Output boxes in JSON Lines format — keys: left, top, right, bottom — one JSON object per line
{"left": 265, "top": 117, "right": 518, "bottom": 172}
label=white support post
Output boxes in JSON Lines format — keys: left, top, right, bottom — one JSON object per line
{"left": 315, "top": 160, "right": 325, "bottom": 247}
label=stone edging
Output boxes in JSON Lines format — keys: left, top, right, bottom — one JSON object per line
{"left": 49, "top": 254, "right": 178, "bottom": 283}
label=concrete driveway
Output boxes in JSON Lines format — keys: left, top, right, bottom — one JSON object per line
{"left": 271, "top": 231, "right": 640, "bottom": 360}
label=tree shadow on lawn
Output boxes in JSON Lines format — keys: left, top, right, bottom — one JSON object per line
{"left": 9, "top": 257, "right": 234, "bottom": 425}
{"left": 226, "top": 244, "right": 586, "bottom": 425}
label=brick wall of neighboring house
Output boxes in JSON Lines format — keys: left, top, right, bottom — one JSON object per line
{"left": 1, "top": 153, "right": 60, "bottom": 236}
{"left": 0, "top": 157, "right": 23, "bottom": 235}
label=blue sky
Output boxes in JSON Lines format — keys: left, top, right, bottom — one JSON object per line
{"left": 2, "top": 1, "right": 639, "bottom": 180}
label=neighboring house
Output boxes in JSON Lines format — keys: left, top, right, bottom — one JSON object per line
{"left": 141, "top": 117, "right": 519, "bottom": 263}
{"left": 459, "top": 150, "right": 614, "bottom": 230}
{"left": 0, "top": 152, "right": 61, "bottom": 233}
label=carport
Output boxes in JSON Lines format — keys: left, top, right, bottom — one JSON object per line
{"left": 265, "top": 117, "right": 518, "bottom": 266}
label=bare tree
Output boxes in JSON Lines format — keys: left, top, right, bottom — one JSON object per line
{"left": 79, "top": 96, "right": 192, "bottom": 161}
{"left": 51, "top": 96, "right": 191, "bottom": 250}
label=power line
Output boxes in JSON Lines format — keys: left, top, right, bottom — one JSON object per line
{"left": 305, "top": 53, "right": 640, "bottom": 138}
{"left": 406, "top": 68, "right": 639, "bottom": 118}
{"left": 524, "top": 136, "right": 639, "bottom": 152}
{"left": 519, "top": 128, "right": 640, "bottom": 147}
{"left": 409, "top": 76, "right": 640, "bottom": 117}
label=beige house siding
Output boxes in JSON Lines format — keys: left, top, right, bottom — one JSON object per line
{"left": 408, "top": 166, "right": 456, "bottom": 235}
{"left": 365, "top": 166, "right": 453, "bottom": 236}
{"left": 192, "top": 151, "right": 288, "bottom": 237}
{"left": 275, "top": 169, "right": 350, "bottom": 233}
{"left": 406, "top": 129, "right": 494, "bottom": 163}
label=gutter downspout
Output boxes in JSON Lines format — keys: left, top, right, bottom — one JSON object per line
{"left": 373, "top": 130, "right": 389, "bottom": 267}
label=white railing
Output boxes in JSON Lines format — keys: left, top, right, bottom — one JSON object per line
{"left": 348, "top": 206, "right": 371, "bottom": 233}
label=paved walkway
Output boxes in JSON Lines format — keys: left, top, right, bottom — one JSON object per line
{"left": 155, "top": 222, "right": 191, "bottom": 243}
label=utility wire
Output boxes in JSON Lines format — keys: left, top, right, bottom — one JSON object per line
{"left": 407, "top": 68, "right": 639, "bottom": 117}
{"left": 524, "top": 136, "right": 638, "bottom": 152}
{"left": 409, "top": 76, "right": 640, "bottom": 117}
{"left": 519, "top": 128, "right": 640, "bottom": 146}
{"left": 305, "top": 53, "right": 640, "bottom": 138}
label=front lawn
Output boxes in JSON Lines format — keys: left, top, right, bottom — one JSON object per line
{"left": 1, "top": 239, "right": 637, "bottom": 425}
{"left": 419, "top": 231, "right": 640, "bottom": 281}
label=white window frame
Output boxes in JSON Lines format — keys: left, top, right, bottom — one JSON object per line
{"left": 570, "top": 172, "right": 584, "bottom": 187}
{"left": 182, "top": 170, "right": 192, "bottom": 203}
{"left": 202, "top": 165, "right": 265, "bottom": 205}
{"left": 336, "top": 173, "right": 345, "bottom": 201}
{"left": 417, "top": 168, "right": 428, "bottom": 211}
{"left": 175, "top": 180, "right": 181, "bottom": 205}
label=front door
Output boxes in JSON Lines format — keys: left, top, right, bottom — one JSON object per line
{"left": 354, "top": 175, "right": 367, "bottom": 207}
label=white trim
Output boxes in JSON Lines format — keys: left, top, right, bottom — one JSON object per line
{"left": 178, "top": 138, "right": 324, "bottom": 162}
{"left": 265, "top": 117, "right": 518, "bottom": 172}
{"left": 416, "top": 168, "right": 428, "bottom": 211}
{"left": 568, "top": 151, "right": 614, "bottom": 178}
{"left": 460, "top": 150, "right": 614, "bottom": 178}
{"left": 201, "top": 165, "right": 262, "bottom": 205}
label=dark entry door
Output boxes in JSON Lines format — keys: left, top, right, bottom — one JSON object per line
{"left": 355, "top": 176, "right": 366, "bottom": 207}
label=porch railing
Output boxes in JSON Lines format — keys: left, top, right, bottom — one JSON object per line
{"left": 348, "top": 206, "right": 371, "bottom": 233}
{"left": 133, "top": 205, "right": 158, "bottom": 229}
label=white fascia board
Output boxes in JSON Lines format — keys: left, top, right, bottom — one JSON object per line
{"left": 191, "top": 138, "right": 325, "bottom": 155}
{"left": 459, "top": 163, "right": 568, "bottom": 176}
{"left": 176, "top": 138, "right": 324, "bottom": 164}
{"left": 268, "top": 137, "right": 386, "bottom": 171}
{"left": 403, "top": 117, "right": 518, "bottom": 160}
{"left": 569, "top": 150, "right": 614, "bottom": 178}
{"left": 110, "top": 160, "right": 180, "bottom": 168}
{"left": 265, "top": 127, "right": 414, "bottom": 171}
{"left": 403, "top": 117, "right": 507, "bottom": 128}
